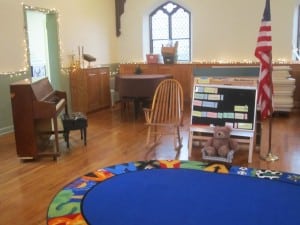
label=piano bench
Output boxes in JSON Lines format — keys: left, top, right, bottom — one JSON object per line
{"left": 61, "top": 112, "right": 88, "bottom": 148}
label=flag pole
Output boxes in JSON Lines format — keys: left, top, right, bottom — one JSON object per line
{"left": 262, "top": 116, "right": 279, "bottom": 162}
{"left": 262, "top": 50, "right": 278, "bottom": 162}
{"left": 255, "top": 0, "right": 278, "bottom": 162}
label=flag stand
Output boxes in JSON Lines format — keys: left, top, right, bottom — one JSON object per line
{"left": 262, "top": 116, "right": 279, "bottom": 162}
{"left": 255, "top": 0, "right": 278, "bottom": 162}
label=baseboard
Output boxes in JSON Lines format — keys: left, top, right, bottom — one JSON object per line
{"left": 0, "top": 126, "right": 14, "bottom": 136}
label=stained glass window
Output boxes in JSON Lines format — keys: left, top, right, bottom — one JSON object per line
{"left": 150, "top": 1, "right": 191, "bottom": 62}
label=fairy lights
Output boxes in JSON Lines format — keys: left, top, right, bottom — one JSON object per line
{"left": 1, "top": 3, "right": 299, "bottom": 79}
{"left": 0, "top": 3, "right": 64, "bottom": 79}
{"left": 122, "top": 58, "right": 297, "bottom": 65}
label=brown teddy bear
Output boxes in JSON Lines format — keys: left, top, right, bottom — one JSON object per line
{"left": 203, "top": 126, "right": 239, "bottom": 158}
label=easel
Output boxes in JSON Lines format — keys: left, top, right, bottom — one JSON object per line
{"left": 188, "top": 78, "right": 258, "bottom": 163}
{"left": 189, "top": 126, "right": 255, "bottom": 163}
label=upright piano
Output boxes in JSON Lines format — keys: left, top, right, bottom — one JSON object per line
{"left": 10, "top": 78, "right": 68, "bottom": 160}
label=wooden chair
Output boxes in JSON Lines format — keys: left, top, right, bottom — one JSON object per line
{"left": 143, "top": 79, "right": 184, "bottom": 150}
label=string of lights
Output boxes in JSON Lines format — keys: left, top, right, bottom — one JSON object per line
{"left": 0, "top": 3, "right": 65, "bottom": 79}
{"left": 1, "top": 3, "right": 299, "bottom": 79}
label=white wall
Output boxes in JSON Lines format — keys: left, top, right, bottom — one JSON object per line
{"left": 0, "top": 0, "right": 116, "bottom": 74}
{"left": 56, "top": 0, "right": 118, "bottom": 66}
{"left": 0, "top": 0, "right": 25, "bottom": 72}
{"left": 1, "top": 0, "right": 299, "bottom": 73}
{"left": 117, "top": 0, "right": 299, "bottom": 63}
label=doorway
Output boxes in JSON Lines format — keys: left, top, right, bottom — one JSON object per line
{"left": 23, "top": 5, "right": 60, "bottom": 86}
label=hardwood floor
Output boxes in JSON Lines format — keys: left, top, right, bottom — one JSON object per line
{"left": 1, "top": 104, "right": 300, "bottom": 225}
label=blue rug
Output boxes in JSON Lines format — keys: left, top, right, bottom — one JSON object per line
{"left": 82, "top": 168, "right": 300, "bottom": 225}
{"left": 47, "top": 160, "right": 300, "bottom": 225}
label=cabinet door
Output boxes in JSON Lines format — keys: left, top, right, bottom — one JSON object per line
{"left": 70, "top": 69, "right": 88, "bottom": 113}
{"left": 87, "top": 68, "right": 111, "bottom": 112}
{"left": 98, "top": 67, "right": 111, "bottom": 108}
{"left": 87, "top": 69, "right": 102, "bottom": 112}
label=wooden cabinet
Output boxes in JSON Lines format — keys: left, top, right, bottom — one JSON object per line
{"left": 70, "top": 67, "right": 111, "bottom": 113}
{"left": 119, "top": 63, "right": 300, "bottom": 109}
{"left": 157, "top": 64, "right": 192, "bottom": 102}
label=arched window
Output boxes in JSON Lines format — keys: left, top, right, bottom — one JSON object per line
{"left": 149, "top": 1, "right": 191, "bottom": 62}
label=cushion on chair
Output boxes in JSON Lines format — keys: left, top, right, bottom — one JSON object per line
{"left": 61, "top": 112, "right": 87, "bottom": 130}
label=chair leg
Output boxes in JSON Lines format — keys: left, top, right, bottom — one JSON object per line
{"left": 174, "top": 126, "right": 182, "bottom": 150}
{"left": 121, "top": 99, "right": 131, "bottom": 119}
{"left": 153, "top": 125, "right": 158, "bottom": 144}
{"left": 83, "top": 128, "right": 87, "bottom": 146}
{"left": 173, "top": 127, "right": 177, "bottom": 149}
{"left": 177, "top": 126, "right": 182, "bottom": 146}
{"left": 120, "top": 100, "right": 126, "bottom": 117}
{"left": 146, "top": 126, "right": 151, "bottom": 146}
{"left": 65, "top": 131, "right": 70, "bottom": 148}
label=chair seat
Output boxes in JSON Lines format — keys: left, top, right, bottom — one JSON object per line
{"left": 61, "top": 112, "right": 88, "bottom": 148}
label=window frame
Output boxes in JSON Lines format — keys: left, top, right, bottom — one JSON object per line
{"left": 149, "top": 1, "right": 191, "bottom": 62}
{"left": 296, "top": 5, "right": 300, "bottom": 60}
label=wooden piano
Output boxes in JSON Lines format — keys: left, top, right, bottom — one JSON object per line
{"left": 10, "top": 78, "right": 68, "bottom": 160}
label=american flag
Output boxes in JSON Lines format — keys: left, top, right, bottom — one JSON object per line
{"left": 255, "top": 0, "right": 273, "bottom": 120}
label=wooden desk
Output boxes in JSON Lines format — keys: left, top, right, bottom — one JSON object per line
{"left": 116, "top": 74, "right": 173, "bottom": 97}
{"left": 115, "top": 74, "right": 173, "bottom": 117}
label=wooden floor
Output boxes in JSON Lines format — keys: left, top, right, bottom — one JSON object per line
{"left": 1, "top": 104, "right": 300, "bottom": 225}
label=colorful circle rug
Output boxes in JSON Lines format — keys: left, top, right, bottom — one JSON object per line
{"left": 47, "top": 160, "right": 300, "bottom": 225}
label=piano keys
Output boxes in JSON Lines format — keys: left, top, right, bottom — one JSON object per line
{"left": 10, "top": 77, "right": 68, "bottom": 160}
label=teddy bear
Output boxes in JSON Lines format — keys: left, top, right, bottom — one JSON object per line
{"left": 203, "top": 126, "right": 239, "bottom": 158}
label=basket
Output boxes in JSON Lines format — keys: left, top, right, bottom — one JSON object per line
{"left": 146, "top": 54, "right": 159, "bottom": 64}
{"left": 161, "top": 41, "right": 178, "bottom": 64}
{"left": 163, "top": 55, "right": 177, "bottom": 64}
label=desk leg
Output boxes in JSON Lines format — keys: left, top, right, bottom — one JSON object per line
{"left": 188, "top": 131, "right": 193, "bottom": 157}
{"left": 133, "top": 98, "right": 139, "bottom": 119}
{"left": 83, "top": 128, "right": 87, "bottom": 146}
{"left": 248, "top": 137, "right": 254, "bottom": 163}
